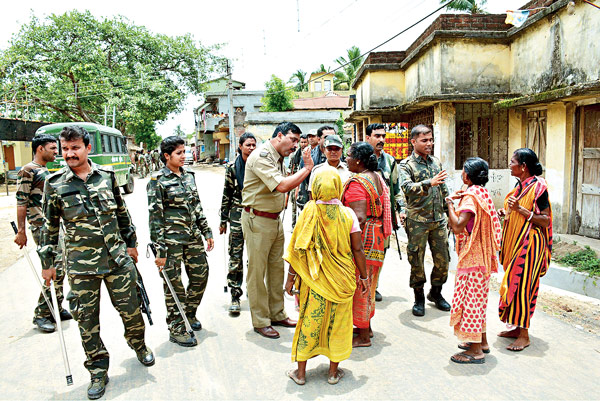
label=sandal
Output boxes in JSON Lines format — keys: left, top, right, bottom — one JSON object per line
{"left": 327, "top": 368, "right": 345, "bottom": 385}
{"left": 458, "top": 342, "right": 490, "bottom": 354}
{"left": 286, "top": 369, "right": 305, "bottom": 385}
{"left": 450, "top": 352, "right": 485, "bottom": 364}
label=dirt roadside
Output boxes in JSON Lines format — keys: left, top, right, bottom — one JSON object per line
{"left": 0, "top": 185, "right": 26, "bottom": 273}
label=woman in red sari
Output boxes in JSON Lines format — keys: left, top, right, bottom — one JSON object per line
{"left": 341, "top": 142, "right": 392, "bottom": 348}
{"left": 498, "top": 148, "right": 552, "bottom": 352}
{"left": 446, "top": 157, "right": 502, "bottom": 364}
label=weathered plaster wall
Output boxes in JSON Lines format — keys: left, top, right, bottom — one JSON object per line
{"left": 405, "top": 44, "right": 442, "bottom": 103}
{"left": 367, "top": 70, "right": 405, "bottom": 108}
{"left": 245, "top": 110, "right": 342, "bottom": 142}
{"left": 508, "top": 109, "right": 526, "bottom": 158}
{"left": 440, "top": 41, "right": 511, "bottom": 94}
{"left": 510, "top": 3, "right": 600, "bottom": 94}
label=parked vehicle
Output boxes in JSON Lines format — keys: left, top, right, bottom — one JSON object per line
{"left": 35, "top": 122, "right": 135, "bottom": 193}
{"left": 184, "top": 146, "right": 194, "bottom": 165}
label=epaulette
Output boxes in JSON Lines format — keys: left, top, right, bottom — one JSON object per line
{"left": 150, "top": 171, "right": 163, "bottom": 181}
{"left": 47, "top": 167, "right": 67, "bottom": 180}
{"left": 259, "top": 150, "right": 269, "bottom": 157}
{"left": 399, "top": 158, "right": 409, "bottom": 166}
{"left": 97, "top": 165, "right": 116, "bottom": 175}
{"left": 183, "top": 166, "right": 195, "bottom": 175}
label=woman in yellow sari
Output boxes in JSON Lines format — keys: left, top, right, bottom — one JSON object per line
{"left": 284, "top": 167, "right": 368, "bottom": 386}
{"left": 498, "top": 148, "right": 552, "bottom": 352}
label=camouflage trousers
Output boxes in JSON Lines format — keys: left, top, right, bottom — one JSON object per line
{"left": 67, "top": 262, "right": 146, "bottom": 379}
{"left": 227, "top": 207, "right": 245, "bottom": 298}
{"left": 405, "top": 218, "right": 450, "bottom": 289}
{"left": 162, "top": 243, "right": 209, "bottom": 334}
{"left": 31, "top": 227, "right": 66, "bottom": 320}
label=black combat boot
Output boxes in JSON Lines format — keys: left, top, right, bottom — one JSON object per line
{"left": 228, "top": 289, "right": 242, "bottom": 316}
{"left": 412, "top": 288, "right": 425, "bottom": 316}
{"left": 87, "top": 375, "right": 109, "bottom": 400}
{"left": 427, "top": 285, "right": 451, "bottom": 311}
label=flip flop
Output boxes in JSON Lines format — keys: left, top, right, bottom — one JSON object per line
{"left": 458, "top": 342, "right": 490, "bottom": 354}
{"left": 507, "top": 343, "right": 530, "bottom": 352}
{"left": 451, "top": 352, "right": 485, "bottom": 364}
{"left": 327, "top": 368, "right": 345, "bottom": 385}
{"left": 286, "top": 369, "right": 305, "bottom": 385}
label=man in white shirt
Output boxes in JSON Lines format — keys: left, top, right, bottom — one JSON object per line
{"left": 308, "top": 134, "right": 350, "bottom": 198}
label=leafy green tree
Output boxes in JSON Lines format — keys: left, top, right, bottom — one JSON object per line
{"left": 441, "top": 0, "right": 487, "bottom": 13}
{"left": 289, "top": 69, "right": 308, "bottom": 92}
{"left": 0, "top": 10, "right": 222, "bottom": 144}
{"left": 174, "top": 124, "right": 185, "bottom": 137}
{"left": 261, "top": 75, "right": 294, "bottom": 112}
{"left": 334, "top": 46, "right": 364, "bottom": 90}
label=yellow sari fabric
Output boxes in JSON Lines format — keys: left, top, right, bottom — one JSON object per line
{"left": 283, "top": 167, "right": 357, "bottom": 362}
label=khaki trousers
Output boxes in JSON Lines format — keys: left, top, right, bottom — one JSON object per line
{"left": 241, "top": 210, "right": 287, "bottom": 328}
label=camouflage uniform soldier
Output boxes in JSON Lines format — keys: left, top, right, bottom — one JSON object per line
{"left": 219, "top": 133, "right": 257, "bottom": 315}
{"left": 145, "top": 151, "right": 152, "bottom": 172}
{"left": 399, "top": 124, "right": 451, "bottom": 317}
{"left": 14, "top": 134, "right": 71, "bottom": 333}
{"left": 152, "top": 150, "right": 161, "bottom": 171}
{"left": 148, "top": 136, "right": 214, "bottom": 347}
{"left": 138, "top": 150, "right": 148, "bottom": 177}
{"left": 38, "top": 126, "right": 153, "bottom": 400}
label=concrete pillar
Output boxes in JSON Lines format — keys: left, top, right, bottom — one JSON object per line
{"left": 508, "top": 109, "right": 526, "bottom": 161}
{"left": 433, "top": 102, "right": 456, "bottom": 173}
{"left": 545, "top": 102, "right": 573, "bottom": 233}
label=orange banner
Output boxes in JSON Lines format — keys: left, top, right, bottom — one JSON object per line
{"left": 383, "top": 123, "right": 410, "bottom": 160}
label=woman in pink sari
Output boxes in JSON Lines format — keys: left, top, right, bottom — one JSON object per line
{"left": 446, "top": 157, "right": 501, "bottom": 364}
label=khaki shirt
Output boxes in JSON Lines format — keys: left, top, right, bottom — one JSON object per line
{"left": 308, "top": 161, "right": 350, "bottom": 193}
{"left": 242, "top": 140, "right": 286, "bottom": 213}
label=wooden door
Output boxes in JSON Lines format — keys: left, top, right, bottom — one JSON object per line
{"left": 575, "top": 104, "right": 600, "bottom": 239}
{"left": 2, "top": 145, "right": 15, "bottom": 170}
{"left": 527, "top": 110, "right": 547, "bottom": 165}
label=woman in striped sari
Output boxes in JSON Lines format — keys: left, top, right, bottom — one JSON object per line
{"left": 498, "top": 148, "right": 552, "bottom": 351}
{"left": 284, "top": 167, "right": 368, "bottom": 385}
{"left": 342, "top": 142, "right": 392, "bottom": 348}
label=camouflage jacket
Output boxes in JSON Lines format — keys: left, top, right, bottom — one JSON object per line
{"left": 16, "top": 161, "right": 48, "bottom": 231}
{"left": 399, "top": 152, "right": 449, "bottom": 223}
{"left": 378, "top": 151, "right": 406, "bottom": 217}
{"left": 220, "top": 158, "right": 242, "bottom": 225}
{"left": 37, "top": 161, "right": 137, "bottom": 275}
{"left": 147, "top": 166, "right": 212, "bottom": 258}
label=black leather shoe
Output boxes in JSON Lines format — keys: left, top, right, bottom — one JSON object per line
{"left": 60, "top": 309, "right": 73, "bottom": 321}
{"left": 87, "top": 375, "right": 109, "bottom": 400}
{"left": 136, "top": 346, "right": 155, "bottom": 366}
{"left": 412, "top": 288, "right": 425, "bottom": 317}
{"left": 375, "top": 290, "right": 383, "bottom": 302}
{"left": 427, "top": 286, "right": 451, "bottom": 311}
{"left": 189, "top": 317, "right": 202, "bottom": 331}
{"left": 33, "top": 317, "right": 56, "bottom": 333}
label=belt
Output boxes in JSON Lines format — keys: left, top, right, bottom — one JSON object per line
{"left": 244, "top": 207, "right": 280, "bottom": 220}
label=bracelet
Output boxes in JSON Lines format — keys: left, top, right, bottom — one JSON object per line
{"left": 359, "top": 276, "right": 368, "bottom": 281}
{"left": 288, "top": 272, "right": 297, "bottom": 278}
{"left": 527, "top": 211, "right": 534, "bottom": 222}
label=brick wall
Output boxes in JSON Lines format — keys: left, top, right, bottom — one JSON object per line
{"left": 363, "top": 51, "right": 406, "bottom": 65}
{"left": 406, "top": 14, "right": 510, "bottom": 56}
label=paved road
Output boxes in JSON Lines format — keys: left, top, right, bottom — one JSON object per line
{"left": 1, "top": 166, "right": 599, "bottom": 400}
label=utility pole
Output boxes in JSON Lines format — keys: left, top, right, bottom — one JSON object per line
{"left": 112, "top": 106, "right": 116, "bottom": 129}
{"left": 104, "top": 105, "right": 107, "bottom": 126}
{"left": 297, "top": 0, "right": 300, "bottom": 32}
{"left": 226, "top": 60, "right": 237, "bottom": 161}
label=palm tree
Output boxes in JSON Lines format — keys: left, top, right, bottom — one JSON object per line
{"left": 334, "top": 46, "right": 364, "bottom": 90}
{"left": 289, "top": 69, "right": 308, "bottom": 92}
{"left": 312, "top": 64, "right": 328, "bottom": 74}
{"left": 441, "top": 0, "right": 487, "bottom": 14}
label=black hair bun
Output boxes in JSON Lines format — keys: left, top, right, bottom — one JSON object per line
{"left": 534, "top": 162, "right": 543, "bottom": 176}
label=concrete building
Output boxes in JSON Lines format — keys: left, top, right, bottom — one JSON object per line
{"left": 245, "top": 110, "right": 344, "bottom": 143}
{"left": 0, "top": 118, "right": 50, "bottom": 177}
{"left": 347, "top": 0, "right": 600, "bottom": 239}
{"left": 308, "top": 72, "right": 335, "bottom": 92}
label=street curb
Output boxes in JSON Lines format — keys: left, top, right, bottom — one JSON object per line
{"left": 543, "top": 263, "right": 600, "bottom": 300}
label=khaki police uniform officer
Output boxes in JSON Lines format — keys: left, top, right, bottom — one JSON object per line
{"left": 241, "top": 140, "right": 289, "bottom": 330}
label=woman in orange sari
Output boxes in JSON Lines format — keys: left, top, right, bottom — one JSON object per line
{"left": 341, "top": 142, "right": 392, "bottom": 348}
{"left": 446, "top": 157, "right": 501, "bottom": 364}
{"left": 498, "top": 148, "right": 552, "bottom": 351}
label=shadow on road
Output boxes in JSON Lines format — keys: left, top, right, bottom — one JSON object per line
{"left": 398, "top": 308, "right": 448, "bottom": 338}
{"left": 244, "top": 329, "right": 293, "bottom": 354}
{"left": 375, "top": 295, "right": 407, "bottom": 310}
{"left": 284, "top": 363, "right": 367, "bottom": 399}
{"left": 443, "top": 354, "right": 498, "bottom": 376}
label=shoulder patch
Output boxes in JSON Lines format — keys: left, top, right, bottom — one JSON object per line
{"left": 260, "top": 150, "right": 269, "bottom": 157}
{"left": 151, "top": 171, "right": 163, "bottom": 181}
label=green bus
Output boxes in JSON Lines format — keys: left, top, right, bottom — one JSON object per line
{"left": 34, "top": 122, "right": 135, "bottom": 194}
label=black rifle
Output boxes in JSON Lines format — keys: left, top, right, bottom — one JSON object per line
{"left": 135, "top": 265, "right": 153, "bottom": 325}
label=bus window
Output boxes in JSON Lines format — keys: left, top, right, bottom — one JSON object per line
{"left": 102, "top": 134, "right": 111, "bottom": 154}
{"left": 110, "top": 135, "right": 117, "bottom": 154}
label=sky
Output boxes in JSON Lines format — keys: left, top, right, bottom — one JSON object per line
{"left": 0, "top": 0, "right": 525, "bottom": 137}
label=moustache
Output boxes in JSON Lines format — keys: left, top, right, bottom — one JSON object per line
{"left": 65, "top": 157, "right": 79, "bottom": 161}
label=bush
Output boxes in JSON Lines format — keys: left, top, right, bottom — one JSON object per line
{"left": 557, "top": 246, "right": 600, "bottom": 278}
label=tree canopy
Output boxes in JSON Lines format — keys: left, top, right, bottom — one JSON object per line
{"left": 261, "top": 75, "right": 294, "bottom": 112}
{"left": 289, "top": 69, "right": 308, "bottom": 92}
{"left": 441, "top": 0, "right": 487, "bottom": 14}
{"left": 334, "top": 46, "right": 364, "bottom": 90}
{"left": 0, "top": 10, "right": 222, "bottom": 148}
